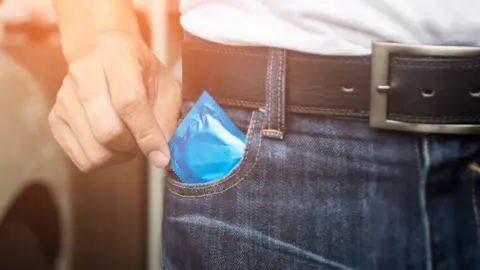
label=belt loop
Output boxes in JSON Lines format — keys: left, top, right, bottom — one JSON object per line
{"left": 262, "top": 48, "right": 287, "bottom": 140}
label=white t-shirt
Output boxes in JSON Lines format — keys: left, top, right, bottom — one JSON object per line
{"left": 180, "top": 0, "right": 480, "bottom": 55}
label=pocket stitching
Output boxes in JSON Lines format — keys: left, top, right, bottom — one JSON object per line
{"left": 166, "top": 132, "right": 264, "bottom": 198}
{"left": 167, "top": 112, "right": 260, "bottom": 190}
{"left": 266, "top": 52, "right": 273, "bottom": 130}
{"left": 276, "top": 50, "right": 283, "bottom": 132}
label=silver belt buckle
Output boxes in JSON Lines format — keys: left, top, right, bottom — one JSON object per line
{"left": 369, "top": 41, "right": 480, "bottom": 134}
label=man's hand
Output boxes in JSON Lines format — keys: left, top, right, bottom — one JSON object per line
{"left": 49, "top": 32, "right": 181, "bottom": 172}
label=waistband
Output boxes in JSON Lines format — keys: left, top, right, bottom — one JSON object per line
{"left": 181, "top": 37, "right": 480, "bottom": 134}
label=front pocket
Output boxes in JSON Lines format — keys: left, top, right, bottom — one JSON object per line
{"left": 166, "top": 110, "right": 265, "bottom": 198}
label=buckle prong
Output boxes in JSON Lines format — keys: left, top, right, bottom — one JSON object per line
{"left": 369, "top": 41, "right": 480, "bottom": 134}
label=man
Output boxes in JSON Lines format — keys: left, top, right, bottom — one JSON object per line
{"left": 50, "top": 0, "right": 480, "bottom": 269}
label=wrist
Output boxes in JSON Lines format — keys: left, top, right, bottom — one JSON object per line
{"left": 55, "top": 0, "right": 141, "bottom": 62}
{"left": 61, "top": 28, "right": 142, "bottom": 63}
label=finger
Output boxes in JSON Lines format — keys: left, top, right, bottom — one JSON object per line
{"left": 150, "top": 67, "right": 182, "bottom": 141}
{"left": 49, "top": 106, "right": 91, "bottom": 172}
{"left": 56, "top": 78, "right": 136, "bottom": 168}
{"left": 105, "top": 61, "right": 170, "bottom": 168}
{"left": 68, "top": 59, "right": 137, "bottom": 153}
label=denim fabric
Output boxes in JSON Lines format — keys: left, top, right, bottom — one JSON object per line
{"left": 164, "top": 32, "right": 480, "bottom": 269}
{"left": 162, "top": 102, "right": 480, "bottom": 269}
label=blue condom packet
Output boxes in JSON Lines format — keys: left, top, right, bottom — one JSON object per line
{"left": 168, "top": 91, "right": 246, "bottom": 184}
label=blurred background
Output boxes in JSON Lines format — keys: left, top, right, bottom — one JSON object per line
{"left": 0, "top": 0, "right": 182, "bottom": 269}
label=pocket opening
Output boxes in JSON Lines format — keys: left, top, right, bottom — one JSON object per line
{"left": 166, "top": 110, "right": 265, "bottom": 198}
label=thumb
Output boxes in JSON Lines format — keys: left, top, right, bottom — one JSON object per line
{"left": 151, "top": 71, "right": 182, "bottom": 142}
{"left": 108, "top": 71, "right": 171, "bottom": 168}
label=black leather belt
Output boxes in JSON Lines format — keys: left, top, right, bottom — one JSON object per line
{"left": 181, "top": 40, "right": 480, "bottom": 134}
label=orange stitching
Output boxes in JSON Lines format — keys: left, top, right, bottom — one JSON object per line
{"left": 167, "top": 126, "right": 264, "bottom": 198}
{"left": 266, "top": 51, "right": 274, "bottom": 130}
{"left": 277, "top": 50, "right": 283, "bottom": 132}
{"left": 262, "top": 129, "right": 283, "bottom": 135}
{"left": 167, "top": 113, "right": 259, "bottom": 189}
{"left": 262, "top": 130, "right": 283, "bottom": 139}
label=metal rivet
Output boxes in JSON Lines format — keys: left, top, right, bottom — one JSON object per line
{"left": 342, "top": 84, "right": 354, "bottom": 93}
{"left": 422, "top": 88, "right": 435, "bottom": 98}
{"left": 377, "top": 85, "right": 391, "bottom": 93}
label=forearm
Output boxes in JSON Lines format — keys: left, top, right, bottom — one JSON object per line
{"left": 53, "top": 0, "right": 140, "bottom": 61}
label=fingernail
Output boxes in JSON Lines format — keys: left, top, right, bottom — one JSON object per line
{"left": 148, "top": 151, "right": 169, "bottom": 168}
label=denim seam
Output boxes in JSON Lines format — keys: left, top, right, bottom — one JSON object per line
{"left": 263, "top": 49, "right": 285, "bottom": 139}
{"left": 167, "top": 113, "right": 259, "bottom": 189}
{"left": 276, "top": 49, "right": 282, "bottom": 132}
{"left": 469, "top": 162, "right": 480, "bottom": 244}
{"left": 167, "top": 125, "right": 264, "bottom": 198}
{"left": 267, "top": 50, "right": 274, "bottom": 130}
{"left": 418, "top": 137, "right": 433, "bottom": 270}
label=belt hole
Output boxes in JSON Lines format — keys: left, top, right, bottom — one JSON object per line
{"left": 342, "top": 84, "right": 355, "bottom": 93}
{"left": 422, "top": 88, "right": 435, "bottom": 98}
{"left": 470, "top": 88, "right": 480, "bottom": 98}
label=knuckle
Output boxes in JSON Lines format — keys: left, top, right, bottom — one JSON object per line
{"left": 113, "top": 91, "right": 145, "bottom": 117}
{"left": 80, "top": 96, "right": 105, "bottom": 118}
{"left": 76, "top": 91, "right": 94, "bottom": 106}
{"left": 77, "top": 162, "right": 93, "bottom": 173}
{"left": 62, "top": 144, "right": 93, "bottom": 173}
{"left": 135, "top": 127, "right": 156, "bottom": 147}
{"left": 95, "top": 124, "right": 124, "bottom": 145}
{"left": 77, "top": 87, "right": 106, "bottom": 107}
{"left": 88, "top": 150, "right": 114, "bottom": 168}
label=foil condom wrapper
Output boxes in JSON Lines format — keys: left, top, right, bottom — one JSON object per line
{"left": 168, "top": 91, "right": 246, "bottom": 184}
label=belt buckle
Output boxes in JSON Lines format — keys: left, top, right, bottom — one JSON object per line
{"left": 369, "top": 41, "right": 480, "bottom": 134}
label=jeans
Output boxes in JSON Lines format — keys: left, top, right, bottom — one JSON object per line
{"left": 162, "top": 45, "right": 480, "bottom": 270}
